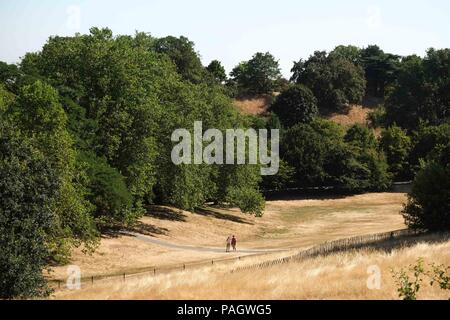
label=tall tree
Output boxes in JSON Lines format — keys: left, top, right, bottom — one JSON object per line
{"left": 207, "top": 60, "right": 227, "bottom": 83}
{"left": 291, "top": 51, "right": 366, "bottom": 113}
{"left": 386, "top": 49, "right": 450, "bottom": 130}
{"left": 360, "top": 45, "right": 400, "bottom": 98}
{"left": 153, "top": 36, "right": 206, "bottom": 83}
{"left": 230, "top": 52, "right": 282, "bottom": 95}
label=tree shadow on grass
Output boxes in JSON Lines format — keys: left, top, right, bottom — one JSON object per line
{"left": 194, "top": 207, "right": 254, "bottom": 225}
{"left": 145, "top": 205, "right": 187, "bottom": 222}
{"left": 100, "top": 221, "right": 169, "bottom": 238}
{"left": 126, "top": 221, "right": 169, "bottom": 237}
{"left": 369, "top": 232, "right": 450, "bottom": 254}
{"left": 264, "top": 189, "right": 350, "bottom": 201}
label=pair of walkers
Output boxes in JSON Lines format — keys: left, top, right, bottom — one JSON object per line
{"left": 226, "top": 235, "right": 237, "bottom": 252}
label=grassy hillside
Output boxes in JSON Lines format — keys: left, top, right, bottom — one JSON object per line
{"left": 233, "top": 95, "right": 374, "bottom": 128}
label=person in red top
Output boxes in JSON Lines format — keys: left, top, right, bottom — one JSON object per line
{"left": 231, "top": 235, "right": 237, "bottom": 251}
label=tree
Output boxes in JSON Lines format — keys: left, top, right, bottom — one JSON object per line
{"left": 282, "top": 120, "right": 390, "bottom": 192}
{"left": 386, "top": 49, "right": 450, "bottom": 130}
{"left": 380, "top": 126, "right": 412, "bottom": 180}
{"left": 13, "top": 81, "right": 98, "bottom": 262}
{"left": 0, "top": 62, "right": 20, "bottom": 91}
{"left": 360, "top": 45, "right": 400, "bottom": 98}
{"left": 153, "top": 36, "right": 206, "bottom": 83}
{"left": 341, "top": 125, "right": 391, "bottom": 192}
{"left": 207, "top": 60, "right": 227, "bottom": 83}
{"left": 0, "top": 121, "right": 56, "bottom": 298}
{"left": 230, "top": 52, "right": 282, "bottom": 95}
{"left": 344, "top": 124, "right": 378, "bottom": 149}
{"left": 282, "top": 119, "right": 344, "bottom": 187}
{"left": 329, "top": 45, "right": 362, "bottom": 65}
{"left": 270, "top": 85, "right": 318, "bottom": 127}
{"left": 402, "top": 162, "right": 450, "bottom": 231}
{"left": 291, "top": 51, "right": 366, "bottom": 113}
{"left": 78, "top": 151, "right": 134, "bottom": 226}
{"left": 409, "top": 123, "right": 450, "bottom": 174}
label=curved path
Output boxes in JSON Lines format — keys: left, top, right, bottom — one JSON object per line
{"left": 123, "top": 231, "right": 287, "bottom": 254}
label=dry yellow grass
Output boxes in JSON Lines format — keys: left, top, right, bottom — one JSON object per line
{"left": 233, "top": 95, "right": 272, "bottom": 115}
{"left": 328, "top": 105, "right": 371, "bottom": 126}
{"left": 53, "top": 236, "right": 450, "bottom": 300}
{"left": 47, "top": 193, "right": 407, "bottom": 280}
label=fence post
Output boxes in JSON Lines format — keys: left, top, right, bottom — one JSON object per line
{"left": 154, "top": 268, "right": 156, "bottom": 275}
{"left": 183, "top": 264, "right": 185, "bottom": 271}
{"left": 58, "top": 280, "right": 61, "bottom": 289}
{"left": 91, "top": 276, "right": 94, "bottom": 285}
{"left": 212, "top": 260, "right": 214, "bottom": 265}
{"left": 123, "top": 273, "right": 126, "bottom": 281}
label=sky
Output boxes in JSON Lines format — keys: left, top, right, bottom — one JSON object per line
{"left": 0, "top": 0, "right": 449, "bottom": 77}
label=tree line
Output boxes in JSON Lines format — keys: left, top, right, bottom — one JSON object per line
{"left": 0, "top": 28, "right": 448, "bottom": 298}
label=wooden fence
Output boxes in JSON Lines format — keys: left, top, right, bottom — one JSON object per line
{"left": 231, "top": 229, "right": 426, "bottom": 273}
{"left": 48, "top": 250, "right": 276, "bottom": 290}
{"left": 50, "top": 228, "right": 440, "bottom": 290}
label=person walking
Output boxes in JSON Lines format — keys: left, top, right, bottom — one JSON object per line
{"left": 231, "top": 235, "right": 237, "bottom": 251}
{"left": 226, "top": 236, "right": 232, "bottom": 252}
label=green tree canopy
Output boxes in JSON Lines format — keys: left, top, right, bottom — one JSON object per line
{"left": 153, "top": 35, "right": 207, "bottom": 83}
{"left": 360, "top": 45, "right": 400, "bottom": 98}
{"left": 386, "top": 49, "right": 450, "bottom": 130}
{"left": 270, "top": 84, "right": 318, "bottom": 127}
{"left": 291, "top": 51, "right": 366, "bottom": 113}
{"left": 230, "top": 52, "right": 282, "bottom": 95}
{"left": 207, "top": 60, "right": 227, "bottom": 83}
{"left": 380, "top": 125, "right": 412, "bottom": 180}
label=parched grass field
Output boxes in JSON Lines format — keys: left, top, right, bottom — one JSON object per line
{"left": 48, "top": 193, "right": 407, "bottom": 279}
{"left": 54, "top": 234, "right": 450, "bottom": 300}
{"left": 48, "top": 193, "right": 413, "bottom": 298}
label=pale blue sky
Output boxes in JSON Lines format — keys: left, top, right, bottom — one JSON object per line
{"left": 0, "top": 0, "right": 449, "bottom": 77}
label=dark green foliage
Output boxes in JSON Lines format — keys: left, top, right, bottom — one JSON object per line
{"left": 270, "top": 85, "right": 318, "bottom": 127}
{"left": 380, "top": 125, "right": 412, "bottom": 180}
{"left": 291, "top": 51, "right": 366, "bottom": 113}
{"left": 402, "top": 128, "right": 449, "bottom": 231}
{"left": 207, "top": 60, "right": 227, "bottom": 83}
{"left": 0, "top": 122, "right": 56, "bottom": 299}
{"left": 367, "top": 106, "right": 386, "bottom": 128}
{"left": 340, "top": 125, "right": 391, "bottom": 191}
{"left": 402, "top": 162, "right": 450, "bottom": 231}
{"left": 386, "top": 49, "right": 450, "bottom": 130}
{"left": 282, "top": 120, "right": 390, "bottom": 191}
{"left": 78, "top": 152, "right": 134, "bottom": 224}
{"left": 282, "top": 121, "right": 336, "bottom": 187}
{"left": 360, "top": 45, "right": 400, "bottom": 98}
{"left": 261, "top": 160, "right": 295, "bottom": 191}
{"left": 344, "top": 124, "right": 378, "bottom": 149}
{"left": 409, "top": 123, "right": 450, "bottom": 173}
{"left": 230, "top": 52, "right": 282, "bottom": 95}
{"left": 329, "top": 45, "right": 362, "bottom": 65}
{"left": 0, "top": 61, "right": 20, "bottom": 91}
{"left": 153, "top": 35, "right": 207, "bottom": 83}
